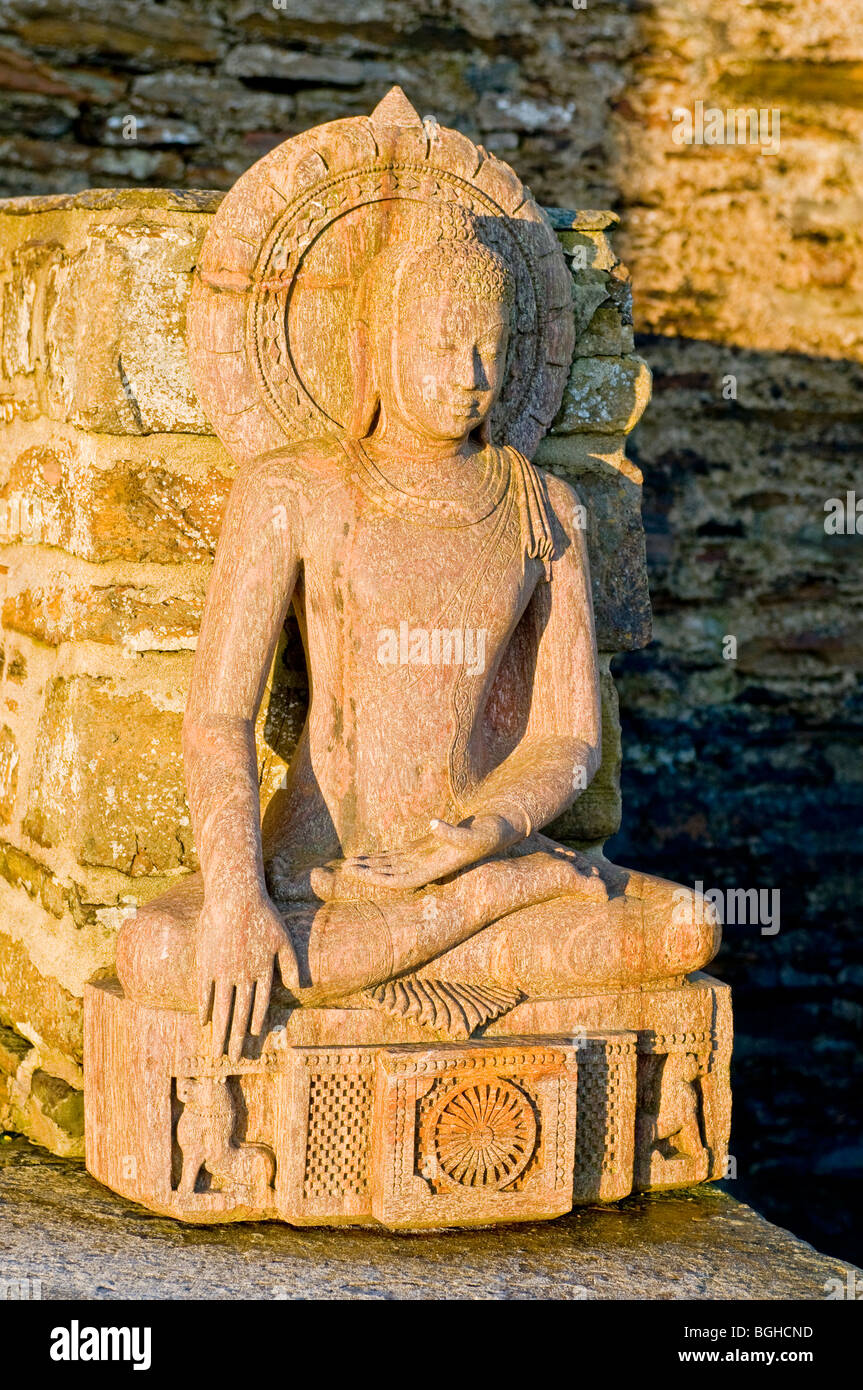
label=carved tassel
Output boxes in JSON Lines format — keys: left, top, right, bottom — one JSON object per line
{"left": 508, "top": 447, "right": 555, "bottom": 575}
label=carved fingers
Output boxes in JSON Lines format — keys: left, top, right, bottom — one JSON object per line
{"left": 229, "top": 980, "right": 255, "bottom": 1062}
{"left": 251, "top": 963, "right": 273, "bottom": 1035}
{"left": 195, "top": 895, "right": 293, "bottom": 1058}
{"left": 311, "top": 818, "right": 511, "bottom": 897}
{"left": 276, "top": 941, "right": 300, "bottom": 997}
{"left": 201, "top": 972, "right": 275, "bottom": 1061}
{"left": 211, "top": 980, "right": 236, "bottom": 1060}
{"left": 428, "top": 818, "right": 475, "bottom": 848}
{"left": 318, "top": 840, "right": 462, "bottom": 894}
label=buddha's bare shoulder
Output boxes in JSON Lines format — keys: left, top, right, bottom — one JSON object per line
{"left": 246, "top": 437, "right": 346, "bottom": 493}
{"left": 226, "top": 438, "right": 349, "bottom": 531}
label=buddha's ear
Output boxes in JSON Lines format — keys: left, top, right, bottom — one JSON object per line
{"left": 346, "top": 318, "right": 379, "bottom": 438}
{"left": 477, "top": 410, "right": 496, "bottom": 446}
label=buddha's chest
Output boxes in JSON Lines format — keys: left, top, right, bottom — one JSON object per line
{"left": 304, "top": 497, "right": 530, "bottom": 641}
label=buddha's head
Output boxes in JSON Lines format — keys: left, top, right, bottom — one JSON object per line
{"left": 348, "top": 238, "right": 516, "bottom": 445}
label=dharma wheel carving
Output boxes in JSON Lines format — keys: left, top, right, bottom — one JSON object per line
{"left": 430, "top": 1078, "right": 537, "bottom": 1189}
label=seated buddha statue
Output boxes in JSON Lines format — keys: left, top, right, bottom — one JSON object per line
{"left": 117, "top": 233, "right": 720, "bottom": 1060}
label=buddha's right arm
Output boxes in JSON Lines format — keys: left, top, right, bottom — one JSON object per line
{"left": 182, "top": 458, "right": 301, "bottom": 905}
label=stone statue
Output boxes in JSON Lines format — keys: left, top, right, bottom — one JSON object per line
{"left": 116, "top": 89, "right": 718, "bottom": 1060}
{"left": 85, "top": 89, "right": 731, "bottom": 1228}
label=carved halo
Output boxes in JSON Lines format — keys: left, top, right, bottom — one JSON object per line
{"left": 187, "top": 87, "right": 574, "bottom": 467}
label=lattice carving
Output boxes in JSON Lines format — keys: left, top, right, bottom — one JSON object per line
{"left": 302, "top": 1071, "right": 373, "bottom": 1200}
{"left": 572, "top": 1034, "right": 637, "bottom": 1202}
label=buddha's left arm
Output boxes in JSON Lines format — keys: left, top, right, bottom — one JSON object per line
{"left": 466, "top": 471, "right": 601, "bottom": 837}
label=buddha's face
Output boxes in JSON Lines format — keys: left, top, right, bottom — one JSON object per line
{"left": 379, "top": 290, "right": 510, "bottom": 443}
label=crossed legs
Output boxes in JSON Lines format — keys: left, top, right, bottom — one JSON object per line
{"left": 116, "top": 841, "right": 720, "bottom": 1015}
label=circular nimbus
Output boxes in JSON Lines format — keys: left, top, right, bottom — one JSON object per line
{"left": 430, "top": 1078, "right": 537, "bottom": 1190}
{"left": 187, "top": 88, "right": 574, "bottom": 469}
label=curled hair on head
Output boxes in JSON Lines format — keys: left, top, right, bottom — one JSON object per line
{"left": 346, "top": 237, "right": 515, "bottom": 440}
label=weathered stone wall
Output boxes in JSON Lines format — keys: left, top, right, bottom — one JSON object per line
{"left": 607, "top": 1, "right": 863, "bottom": 1261}
{"left": 0, "top": 188, "right": 648, "bottom": 1156}
{"left": 0, "top": 0, "right": 860, "bottom": 1259}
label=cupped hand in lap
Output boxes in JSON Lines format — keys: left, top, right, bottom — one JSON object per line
{"left": 309, "top": 814, "right": 520, "bottom": 898}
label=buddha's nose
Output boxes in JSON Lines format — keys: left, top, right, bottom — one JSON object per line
{"left": 455, "top": 344, "right": 490, "bottom": 391}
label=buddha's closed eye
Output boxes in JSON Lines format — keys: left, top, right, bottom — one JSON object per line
{"left": 419, "top": 326, "right": 505, "bottom": 359}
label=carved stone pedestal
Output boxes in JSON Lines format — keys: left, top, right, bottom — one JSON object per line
{"left": 84, "top": 973, "right": 731, "bottom": 1229}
